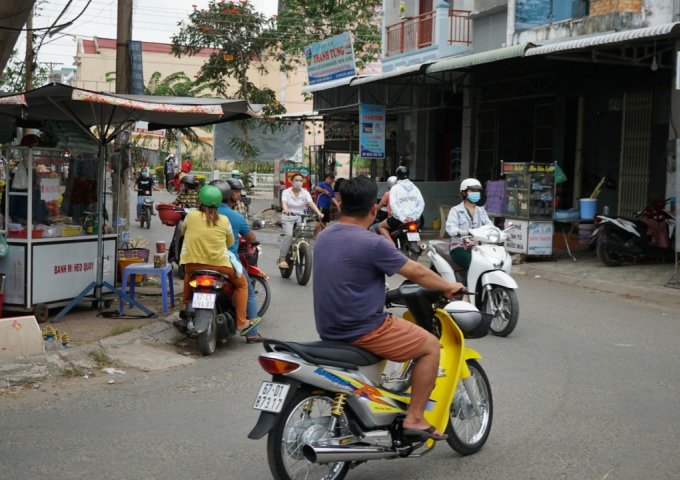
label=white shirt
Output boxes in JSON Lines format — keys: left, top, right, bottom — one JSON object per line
{"left": 282, "top": 187, "right": 313, "bottom": 215}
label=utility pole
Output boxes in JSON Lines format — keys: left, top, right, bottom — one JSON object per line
{"left": 25, "top": 6, "right": 34, "bottom": 90}
{"left": 113, "top": 0, "right": 133, "bottom": 232}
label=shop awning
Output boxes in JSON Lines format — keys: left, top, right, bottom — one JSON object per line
{"left": 303, "top": 76, "right": 357, "bottom": 94}
{"left": 351, "top": 62, "right": 431, "bottom": 86}
{"left": 0, "top": 1, "right": 36, "bottom": 74}
{"left": 426, "top": 43, "right": 533, "bottom": 74}
{"left": 526, "top": 22, "right": 680, "bottom": 56}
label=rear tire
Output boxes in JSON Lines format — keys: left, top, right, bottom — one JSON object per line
{"left": 445, "top": 359, "right": 493, "bottom": 455}
{"left": 403, "top": 241, "right": 421, "bottom": 260}
{"left": 596, "top": 231, "right": 624, "bottom": 267}
{"left": 267, "top": 389, "right": 350, "bottom": 480}
{"left": 295, "top": 243, "right": 312, "bottom": 286}
{"left": 196, "top": 309, "right": 217, "bottom": 356}
{"left": 167, "top": 183, "right": 178, "bottom": 194}
{"left": 250, "top": 275, "right": 271, "bottom": 317}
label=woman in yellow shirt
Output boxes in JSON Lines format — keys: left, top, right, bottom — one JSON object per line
{"left": 180, "top": 185, "right": 256, "bottom": 334}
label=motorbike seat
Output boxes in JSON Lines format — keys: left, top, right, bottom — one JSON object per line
{"left": 264, "top": 339, "right": 382, "bottom": 370}
{"left": 432, "top": 243, "right": 468, "bottom": 283}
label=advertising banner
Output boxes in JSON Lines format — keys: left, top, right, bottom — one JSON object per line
{"left": 305, "top": 32, "right": 356, "bottom": 86}
{"left": 129, "top": 40, "right": 144, "bottom": 95}
{"left": 359, "top": 104, "right": 386, "bottom": 159}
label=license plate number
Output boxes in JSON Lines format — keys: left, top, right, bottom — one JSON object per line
{"left": 192, "top": 292, "right": 216, "bottom": 309}
{"left": 407, "top": 232, "right": 420, "bottom": 241}
{"left": 253, "top": 382, "right": 290, "bottom": 413}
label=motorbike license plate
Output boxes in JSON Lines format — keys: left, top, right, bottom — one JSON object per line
{"left": 407, "top": 232, "right": 420, "bottom": 242}
{"left": 253, "top": 382, "right": 290, "bottom": 413}
{"left": 191, "top": 292, "right": 216, "bottom": 309}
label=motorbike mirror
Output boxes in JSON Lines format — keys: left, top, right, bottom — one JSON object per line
{"left": 251, "top": 219, "right": 266, "bottom": 230}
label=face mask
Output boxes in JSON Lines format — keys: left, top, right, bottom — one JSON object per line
{"left": 293, "top": 181, "right": 302, "bottom": 189}
{"left": 467, "top": 191, "right": 481, "bottom": 203}
{"left": 142, "top": 171, "right": 149, "bottom": 177}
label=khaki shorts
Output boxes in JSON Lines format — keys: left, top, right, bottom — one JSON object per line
{"left": 351, "top": 315, "right": 431, "bottom": 362}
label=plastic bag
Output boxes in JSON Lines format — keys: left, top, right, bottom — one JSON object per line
{"left": 0, "top": 234, "right": 8, "bottom": 258}
{"left": 555, "top": 163, "right": 567, "bottom": 184}
{"left": 12, "top": 159, "right": 29, "bottom": 189}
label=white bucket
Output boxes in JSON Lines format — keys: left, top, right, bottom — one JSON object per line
{"left": 578, "top": 224, "right": 595, "bottom": 244}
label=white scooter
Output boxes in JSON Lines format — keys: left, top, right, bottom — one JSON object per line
{"left": 427, "top": 224, "right": 519, "bottom": 337}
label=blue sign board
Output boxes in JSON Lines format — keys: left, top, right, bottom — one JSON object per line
{"left": 359, "top": 104, "right": 386, "bottom": 159}
{"left": 129, "top": 40, "right": 144, "bottom": 95}
{"left": 305, "top": 32, "right": 356, "bottom": 86}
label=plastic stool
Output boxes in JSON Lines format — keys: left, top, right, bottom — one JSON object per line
{"left": 120, "top": 263, "right": 175, "bottom": 315}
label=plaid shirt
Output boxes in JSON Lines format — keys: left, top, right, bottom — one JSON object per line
{"left": 174, "top": 190, "right": 199, "bottom": 209}
{"left": 232, "top": 200, "right": 248, "bottom": 216}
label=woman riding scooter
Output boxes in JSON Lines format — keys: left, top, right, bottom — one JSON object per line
{"left": 446, "top": 178, "right": 492, "bottom": 284}
{"left": 179, "top": 185, "right": 259, "bottom": 337}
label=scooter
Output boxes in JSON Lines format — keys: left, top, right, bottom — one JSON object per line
{"left": 590, "top": 198, "right": 676, "bottom": 267}
{"left": 179, "top": 269, "right": 239, "bottom": 356}
{"left": 391, "top": 219, "right": 423, "bottom": 260}
{"left": 248, "top": 283, "right": 492, "bottom": 480}
{"left": 139, "top": 198, "right": 154, "bottom": 229}
{"left": 166, "top": 172, "right": 182, "bottom": 194}
{"left": 428, "top": 224, "right": 519, "bottom": 337}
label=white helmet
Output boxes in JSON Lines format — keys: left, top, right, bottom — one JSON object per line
{"left": 231, "top": 169, "right": 241, "bottom": 178}
{"left": 386, "top": 176, "right": 398, "bottom": 188}
{"left": 460, "top": 178, "right": 482, "bottom": 192}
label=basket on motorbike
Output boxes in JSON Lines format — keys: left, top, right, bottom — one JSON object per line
{"left": 293, "top": 217, "right": 317, "bottom": 239}
{"left": 157, "top": 203, "right": 185, "bottom": 226}
{"left": 238, "top": 238, "right": 259, "bottom": 266}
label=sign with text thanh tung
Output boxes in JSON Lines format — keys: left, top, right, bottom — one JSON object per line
{"left": 304, "top": 32, "right": 356, "bottom": 86}
{"left": 359, "top": 104, "right": 386, "bottom": 159}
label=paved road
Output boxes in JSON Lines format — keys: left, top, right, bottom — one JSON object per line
{"left": 2, "top": 225, "right": 680, "bottom": 479}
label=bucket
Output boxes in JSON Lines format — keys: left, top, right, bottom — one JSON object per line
{"left": 579, "top": 198, "right": 597, "bottom": 220}
{"left": 578, "top": 224, "right": 595, "bottom": 244}
{"left": 118, "top": 257, "right": 145, "bottom": 283}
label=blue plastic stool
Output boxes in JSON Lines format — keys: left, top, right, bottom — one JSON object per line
{"left": 119, "top": 263, "right": 175, "bottom": 315}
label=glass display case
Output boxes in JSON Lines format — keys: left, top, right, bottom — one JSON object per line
{"left": 0, "top": 147, "right": 117, "bottom": 321}
{"left": 501, "top": 162, "right": 556, "bottom": 257}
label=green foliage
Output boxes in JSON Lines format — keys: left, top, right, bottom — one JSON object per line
{"left": 275, "top": 0, "right": 382, "bottom": 71}
{"left": 0, "top": 50, "right": 49, "bottom": 92}
{"left": 171, "top": 0, "right": 287, "bottom": 175}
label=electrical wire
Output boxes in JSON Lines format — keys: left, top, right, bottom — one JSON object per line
{"left": 0, "top": 0, "right": 93, "bottom": 32}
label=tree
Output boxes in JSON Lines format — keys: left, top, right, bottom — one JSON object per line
{"left": 275, "top": 0, "right": 382, "bottom": 72}
{"left": 0, "top": 50, "right": 49, "bottom": 92}
{"left": 171, "top": 0, "right": 286, "bottom": 178}
{"left": 144, "top": 71, "right": 214, "bottom": 158}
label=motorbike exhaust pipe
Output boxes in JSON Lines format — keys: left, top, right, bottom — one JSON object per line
{"left": 302, "top": 444, "right": 399, "bottom": 464}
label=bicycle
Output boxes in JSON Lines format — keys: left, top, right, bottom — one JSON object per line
{"left": 279, "top": 213, "right": 321, "bottom": 286}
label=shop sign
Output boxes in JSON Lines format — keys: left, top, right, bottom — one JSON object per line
{"left": 304, "top": 32, "right": 356, "bottom": 86}
{"left": 527, "top": 221, "right": 553, "bottom": 256}
{"left": 359, "top": 104, "right": 386, "bottom": 159}
{"left": 40, "top": 177, "right": 60, "bottom": 201}
{"left": 504, "top": 219, "right": 527, "bottom": 253}
{"left": 129, "top": 40, "right": 144, "bottom": 95}
{"left": 0, "top": 244, "right": 26, "bottom": 304}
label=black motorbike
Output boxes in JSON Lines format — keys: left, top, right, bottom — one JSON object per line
{"left": 590, "top": 198, "right": 675, "bottom": 267}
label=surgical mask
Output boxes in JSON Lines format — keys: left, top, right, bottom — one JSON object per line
{"left": 293, "top": 181, "right": 302, "bottom": 189}
{"left": 467, "top": 191, "right": 481, "bottom": 203}
{"left": 142, "top": 171, "right": 149, "bottom": 177}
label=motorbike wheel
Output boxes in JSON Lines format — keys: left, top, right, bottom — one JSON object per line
{"left": 445, "top": 359, "right": 493, "bottom": 455}
{"left": 484, "top": 286, "right": 519, "bottom": 337}
{"left": 145, "top": 210, "right": 151, "bottom": 229}
{"left": 250, "top": 275, "right": 271, "bottom": 317}
{"left": 167, "top": 182, "right": 179, "bottom": 194}
{"left": 196, "top": 309, "right": 218, "bottom": 356}
{"left": 596, "top": 231, "right": 624, "bottom": 267}
{"left": 267, "top": 389, "right": 350, "bottom": 480}
{"left": 295, "top": 243, "right": 312, "bottom": 286}
{"left": 402, "top": 241, "right": 421, "bottom": 261}
{"left": 280, "top": 254, "right": 294, "bottom": 279}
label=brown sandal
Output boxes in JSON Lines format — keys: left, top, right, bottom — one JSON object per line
{"left": 246, "top": 333, "right": 265, "bottom": 344}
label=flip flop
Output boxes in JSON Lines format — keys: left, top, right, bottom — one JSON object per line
{"left": 403, "top": 425, "right": 448, "bottom": 441}
{"left": 246, "top": 332, "right": 265, "bottom": 344}
{"left": 238, "top": 317, "right": 262, "bottom": 336}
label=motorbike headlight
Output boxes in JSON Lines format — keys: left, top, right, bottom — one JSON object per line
{"left": 493, "top": 259, "right": 504, "bottom": 269}
{"left": 487, "top": 230, "right": 501, "bottom": 243}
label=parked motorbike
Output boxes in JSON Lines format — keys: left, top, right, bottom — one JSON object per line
{"left": 179, "top": 269, "right": 239, "bottom": 355}
{"left": 428, "top": 224, "right": 519, "bottom": 337}
{"left": 248, "top": 283, "right": 493, "bottom": 480}
{"left": 166, "top": 173, "right": 182, "bottom": 194}
{"left": 590, "top": 198, "right": 676, "bottom": 267}
{"left": 139, "top": 198, "right": 154, "bottom": 229}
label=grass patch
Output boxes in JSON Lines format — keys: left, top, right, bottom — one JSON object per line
{"left": 62, "top": 364, "right": 85, "bottom": 377}
{"left": 89, "top": 349, "right": 115, "bottom": 368}
{"left": 109, "top": 325, "right": 135, "bottom": 337}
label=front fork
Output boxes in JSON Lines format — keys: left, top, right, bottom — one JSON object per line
{"left": 289, "top": 239, "right": 309, "bottom": 266}
{"left": 459, "top": 353, "right": 484, "bottom": 417}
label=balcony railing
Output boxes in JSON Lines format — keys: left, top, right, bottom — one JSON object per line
{"left": 386, "top": 9, "right": 471, "bottom": 57}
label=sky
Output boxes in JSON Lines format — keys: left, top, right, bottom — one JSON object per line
{"left": 18, "top": 0, "right": 279, "bottom": 70}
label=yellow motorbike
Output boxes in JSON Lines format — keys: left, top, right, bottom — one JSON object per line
{"left": 248, "top": 283, "right": 493, "bottom": 480}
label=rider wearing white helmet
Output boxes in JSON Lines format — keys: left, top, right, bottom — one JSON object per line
{"left": 376, "top": 165, "right": 425, "bottom": 243}
{"left": 446, "top": 178, "right": 492, "bottom": 274}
